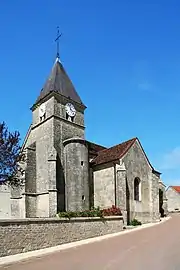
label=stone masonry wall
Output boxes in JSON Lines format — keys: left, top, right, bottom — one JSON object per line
{"left": 64, "top": 139, "right": 89, "bottom": 211}
{"left": 93, "top": 163, "right": 115, "bottom": 208}
{"left": 151, "top": 173, "right": 160, "bottom": 221}
{"left": 0, "top": 184, "right": 25, "bottom": 219}
{"left": 0, "top": 216, "right": 123, "bottom": 258}
{"left": 0, "top": 184, "right": 11, "bottom": 219}
{"left": 123, "top": 140, "right": 153, "bottom": 223}
{"left": 166, "top": 187, "right": 180, "bottom": 212}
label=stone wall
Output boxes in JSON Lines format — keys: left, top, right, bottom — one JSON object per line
{"left": 122, "top": 140, "right": 154, "bottom": 223}
{"left": 166, "top": 187, "right": 180, "bottom": 212}
{"left": 0, "top": 216, "right": 123, "bottom": 258}
{"left": 0, "top": 184, "right": 11, "bottom": 219}
{"left": 63, "top": 138, "right": 89, "bottom": 211}
{"left": 93, "top": 163, "right": 115, "bottom": 208}
{"left": 151, "top": 173, "right": 160, "bottom": 221}
{"left": 0, "top": 184, "right": 25, "bottom": 219}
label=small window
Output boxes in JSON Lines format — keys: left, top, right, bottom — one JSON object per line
{"left": 134, "top": 177, "right": 141, "bottom": 201}
{"left": 40, "top": 113, "right": 46, "bottom": 122}
{"left": 66, "top": 114, "right": 74, "bottom": 122}
{"left": 81, "top": 161, "right": 84, "bottom": 166}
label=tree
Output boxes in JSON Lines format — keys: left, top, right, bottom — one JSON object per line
{"left": 0, "top": 122, "right": 24, "bottom": 186}
{"left": 159, "top": 189, "right": 164, "bottom": 217}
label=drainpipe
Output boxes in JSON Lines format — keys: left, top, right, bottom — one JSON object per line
{"left": 113, "top": 163, "right": 117, "bottom": 207}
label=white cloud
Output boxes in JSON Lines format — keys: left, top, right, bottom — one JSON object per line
{"left": 160, "top": 147, "right": 180, "bottom": 170}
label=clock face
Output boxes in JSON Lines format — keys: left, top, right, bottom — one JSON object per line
{"left": 65, "top": 103, "right": 76, "bottom": 117}
{"left": 39, "top": 103, "right": 46, "bottom": 117}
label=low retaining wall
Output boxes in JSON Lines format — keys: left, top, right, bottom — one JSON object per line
{"left": 0, "top": 216, "right": 123, "bottom": 257}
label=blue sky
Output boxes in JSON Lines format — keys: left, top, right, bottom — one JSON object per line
{"left": 0, "top": 0, "right": 180, "bottom": 186}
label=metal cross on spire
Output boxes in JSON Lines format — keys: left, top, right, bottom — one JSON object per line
{"left": 55, "top": 26, "right": 62, "bottom": 60}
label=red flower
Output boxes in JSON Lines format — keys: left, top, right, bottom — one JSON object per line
{"left": 101, "top": 205, "right": 122, "bottom": 216}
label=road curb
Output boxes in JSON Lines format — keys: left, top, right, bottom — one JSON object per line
{"left": 0, "top": 216, "right": 171, "bottom": 266}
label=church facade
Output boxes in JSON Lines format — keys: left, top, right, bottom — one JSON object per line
{"left": 0, "top": 56, "right": 167, "bottom": 224}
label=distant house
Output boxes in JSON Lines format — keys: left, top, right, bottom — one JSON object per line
{"left": 166, "top": 186, "right": 180, "bottom": 212}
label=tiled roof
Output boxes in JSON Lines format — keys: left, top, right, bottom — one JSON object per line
{"left": 34, "top": 58, "right": 85, "bottom": 106}
{"left": 87, "top": 141, "right": 106, "bottom": 153}
{"left": 91, "top": 137, "right": 137, "bottom": 166}
{"left": 87, "top": 141, "right": 106, "bottom": 159}
{"left": 172, "top": 186, "right": 180, "bottom": 193}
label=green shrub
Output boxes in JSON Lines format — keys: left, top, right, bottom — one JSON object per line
{"left": 57, "top": 205, "right": 122, "bottom": 219}
{"left": 58, "top": 211, "right": 79, "bottom": 219}
{"left": 58, "top": 206, "right": 103, "bottom": 219}
{"left": 129, "top": 219, "right": 142, "bottom": 226}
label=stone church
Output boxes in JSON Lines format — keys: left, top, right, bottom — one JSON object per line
{"left": 0, "top": 54, "right": 168, "bottom": 224}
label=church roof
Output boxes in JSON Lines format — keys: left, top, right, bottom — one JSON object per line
{"left": 35, "top": 58, "right": 85, "bottom": 106}
{"left": 91, "top": 137, "right": 161, "bottom": 174}
{"left": 91, "top": 137, "right": 136, "bottom": 166}
{"left": 171, "top": 186, "right": 180, "bottom": 193}
{"left": 87, "top": 141, "right": 106, "bottom": 153}
{"left": 86, "top": 141, "right": 107, "bottom": 158}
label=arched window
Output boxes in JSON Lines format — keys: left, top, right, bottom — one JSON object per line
{"left": 134, "top": 177, "right": 141, "bottom": 201}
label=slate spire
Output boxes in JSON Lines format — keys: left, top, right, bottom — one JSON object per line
{"left": 32, "top": 28, "right": 85, "bottom": 107}
{"left": 34, "top": 57, "right": 85, "bottom": 107}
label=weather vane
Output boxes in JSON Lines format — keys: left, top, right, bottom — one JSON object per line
{"left": 55, "top": 26, "right": 62, "bottom": 59}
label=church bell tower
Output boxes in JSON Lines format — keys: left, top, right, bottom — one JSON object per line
{"left": 24, "top": 35, "right": 89, "bottom": 217}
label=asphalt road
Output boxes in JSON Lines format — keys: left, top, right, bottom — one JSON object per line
{"left": 1, "top": 214, "right": 180, "bottom": 270}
